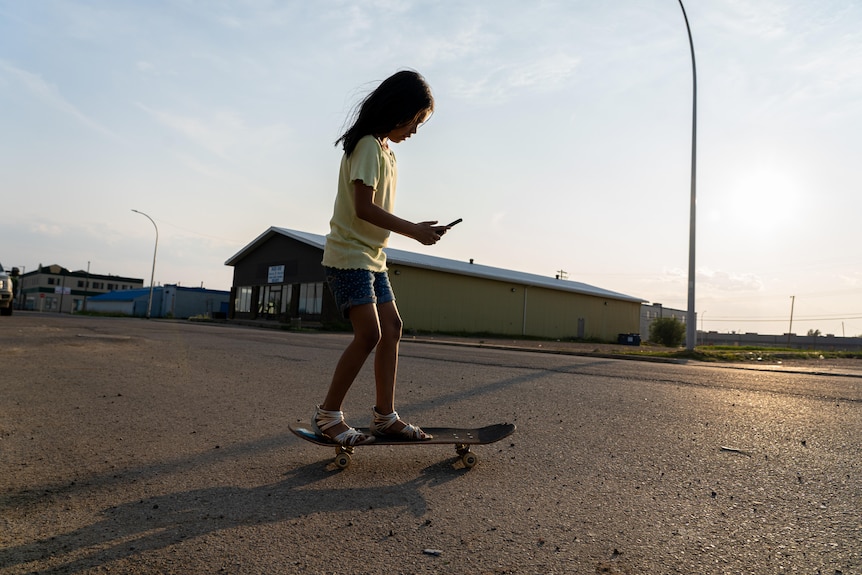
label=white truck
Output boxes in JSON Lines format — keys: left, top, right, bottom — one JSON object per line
{"left": 0, "top": 264, "right": 15, "bottom": 315}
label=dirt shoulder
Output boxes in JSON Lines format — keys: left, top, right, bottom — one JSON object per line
{"left": 406, "top": 333, "right": 862, "bottom": 376}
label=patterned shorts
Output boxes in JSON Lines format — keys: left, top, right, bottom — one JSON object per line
{"left": 324, "top": 267, "right": 395, "bottom": 319}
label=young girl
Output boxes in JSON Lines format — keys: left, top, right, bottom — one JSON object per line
{"left": 314, "top": 70, "right": 449, "bottom": 446}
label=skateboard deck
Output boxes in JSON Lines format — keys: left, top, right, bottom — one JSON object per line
{"left": 289, "top": 422, "right": 515, "bottom": 469}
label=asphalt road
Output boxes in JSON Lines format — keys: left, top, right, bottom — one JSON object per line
{"left": 1, "top": 314, "right": 860, "bottom": 574}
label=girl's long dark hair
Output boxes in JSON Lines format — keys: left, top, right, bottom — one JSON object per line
{"left": 336, "top": 70, "right": 434, "bottom": 157}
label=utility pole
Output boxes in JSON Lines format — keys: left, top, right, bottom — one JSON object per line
{"left": 787, "top": 295, "right": 795, "bottom": 347}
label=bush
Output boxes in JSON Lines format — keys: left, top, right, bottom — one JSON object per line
{"left": 649, "top": 317, "right": 686, "bottom": 347}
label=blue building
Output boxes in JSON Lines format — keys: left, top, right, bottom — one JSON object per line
{"left": 86, "top": 284, "right": 229, "bottom": 319}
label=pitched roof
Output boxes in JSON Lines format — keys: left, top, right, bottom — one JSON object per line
{"left": 226, "top": 227, "right": 644, "bottom": 304}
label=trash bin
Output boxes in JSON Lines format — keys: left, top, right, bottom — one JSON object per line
{"left": 617, "top": 333, "right": 641, "bottom": 346}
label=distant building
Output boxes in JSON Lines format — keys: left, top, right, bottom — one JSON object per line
{"left": 225, "top": 227, "right": 646, "bottom": 342}
{"left": 698, "top": 330, "right": 862, "bottom": 351}
{"left": 640, "top": 302, "right": 689, "bottom": 341}
{"left": 18, "top": 264, "right": 143, "bottom": 313}
{"left": 86, "top": 285, "right": 230, "bottom": 318}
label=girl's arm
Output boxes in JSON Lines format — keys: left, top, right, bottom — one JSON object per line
{"left": 353, "top": 181, "right": 443, "bottom": 245}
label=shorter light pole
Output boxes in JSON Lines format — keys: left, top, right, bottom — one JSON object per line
{"left": 84, "top": 260, "right": 90, "bottom": 312}
{"left": 131, "top": 209, "right": 158, "bottom": 319}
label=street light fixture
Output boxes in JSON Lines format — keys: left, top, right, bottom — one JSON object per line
{"left": 131, "top": 209, "right": 158, "bottom": 319}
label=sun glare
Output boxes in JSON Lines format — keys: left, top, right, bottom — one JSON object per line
{"left": 724, "top": 168, "right": 802, "bottom": 233}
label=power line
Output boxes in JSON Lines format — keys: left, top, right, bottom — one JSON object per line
{"left": 708, "top": 315, "right": 862, "bottom": 323}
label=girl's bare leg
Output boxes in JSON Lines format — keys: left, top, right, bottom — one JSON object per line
{"left": 372, "top": 300, "right": 430, "bottom": 438}
{"left": 319, "top": 303, "right": 380, "bottom": 439}
{"left": 373, "top": 301, "right": 403, "bottom": 415}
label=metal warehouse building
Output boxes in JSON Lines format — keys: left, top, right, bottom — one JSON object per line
{"left": 86, "top": 285, "right": 230, "bottom": 319}
{"left": 225, "top": 227, "right": 644, "bottom": 342}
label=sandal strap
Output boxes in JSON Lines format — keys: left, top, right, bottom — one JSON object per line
{"left": 372, "top": 408, "right": 402, "bottom": 433}
{"left": 397, "top": 423, "right": 426, "bottom": 440}
{"left": 371, "top": 408, "right": 429, "bottom": 440}
{"left": 313, "top": 406, "right": 345, "bottom": 433}
{"left": 333, "top": 428, "right": 370, "bottom": 447}
{"left": 314, "top": 406, "right": 373, "bottom": 446}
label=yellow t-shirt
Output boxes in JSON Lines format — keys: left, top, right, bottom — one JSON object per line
{"left": 322, "top": 135, "right": 397, "bottom": 271}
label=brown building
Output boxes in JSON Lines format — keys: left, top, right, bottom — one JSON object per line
{"left": 225, "top": 228, "right": 644, "bottom": 342}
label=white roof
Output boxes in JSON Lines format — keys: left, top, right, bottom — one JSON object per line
{"left": 226, "top": 227, "right": 644, "bottom": 304}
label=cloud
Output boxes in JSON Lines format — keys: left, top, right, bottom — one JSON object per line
{"left": 702, "top": 2, "right": 862, "bottom": 121}
{"left": 412, "top": 23, "right": 492, "bottom": 68}
{"left": 136, "top": 102, "right": 235, "bottom": 158}
{"left": 135, "top": 60, "right": 178, "bottom": 77}
{"left": 698, "top": 268, "right": 764, "bottom": 292}
{"left": 450, "top": 52, "right": 581, "bottom": 102}
{"left": 708, "top": 0, "right": 790, "bottom": 40}
{"left": 136, "top": 102, "right": 290, "bottom": 161}
{"left": 644, "top": 267, "right": 763, "bottom": 293}
{"left": 837, "top": 270, "right": 862, "bottom": 289}
{"left": 0, "top": 59, "right": 121, "bottom": 141}
{"left": 30, "top": 222, "right": 64, "bottom": 237}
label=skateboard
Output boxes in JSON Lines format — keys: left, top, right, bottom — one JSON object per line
{"left": 289, "top": 422, "right": 516, "bottom": 469}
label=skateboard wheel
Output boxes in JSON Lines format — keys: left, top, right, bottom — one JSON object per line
{"left": 334, "top": 452, "right": 352, "bottom": 469}
{"left": 461, "top": 452, "right": 478, "bottom": 468}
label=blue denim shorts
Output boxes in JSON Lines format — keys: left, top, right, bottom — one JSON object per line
{"left": 324, "top": 267, "right": 395, "bottom": 319}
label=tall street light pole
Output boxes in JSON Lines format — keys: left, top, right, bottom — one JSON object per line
{"left": 131, "top": 209, "right": 158, "bottom": 319}
{"left": 677, "top": 0, "right": 698, "bottom": 351}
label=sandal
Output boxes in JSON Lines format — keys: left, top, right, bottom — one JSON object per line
{"left": 370, "top": 407, "right": 432, "bottom": 440}
{"left": 313, "top": 406, "right": 374, "bottom": 446}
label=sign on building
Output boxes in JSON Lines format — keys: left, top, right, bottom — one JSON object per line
{"left": 268, "top": 265, "right": 285, "bottom": 284}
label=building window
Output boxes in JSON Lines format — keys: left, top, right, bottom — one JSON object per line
{"left": 262, "top": 287, "right": 275, "bottom": 315}
{"left": 235, "top": 286, "right": 253, "bottom": 313}
{"left": 279, "top": 285, "right": 292, "bottom": 314}
{"left": 298, "top": 282, "right": 323, "bottom": 315}
{"left": 258, "top": 285, "right": 291, "bottom": 316}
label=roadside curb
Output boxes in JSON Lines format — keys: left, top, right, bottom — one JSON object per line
{"left": 405, "top": 336, "right": 862, "bottom": 379}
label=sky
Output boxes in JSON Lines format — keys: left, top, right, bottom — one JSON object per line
{"left": 2, "top": 0, "right": 860, "bottom": 337}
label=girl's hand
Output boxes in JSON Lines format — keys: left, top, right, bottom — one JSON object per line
{"left": 353, "top": 182, "right": 445, "bottom": 245}
{"left": 413, "top": 221, "right": 443, "bottom": 245}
